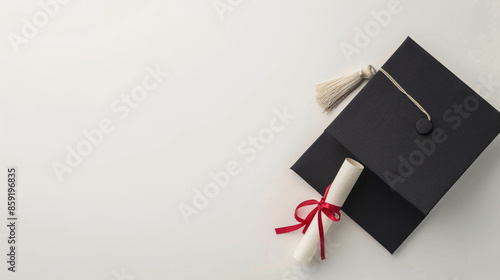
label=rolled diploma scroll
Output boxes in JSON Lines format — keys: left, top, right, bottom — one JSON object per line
{"left": 293, "top": 158, "right": 364, "bottom": 263}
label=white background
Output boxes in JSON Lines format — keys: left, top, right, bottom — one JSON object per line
{"left": 1, "top": 0, "right": 499, "bottom": 279}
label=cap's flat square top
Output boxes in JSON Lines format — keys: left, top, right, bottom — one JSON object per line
{"left": 327, "top": 37, "right": 500, "bottom": 214}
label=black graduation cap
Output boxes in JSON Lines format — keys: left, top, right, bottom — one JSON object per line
{"left": 291, "top": 37, "right": 500, "bottom": 254}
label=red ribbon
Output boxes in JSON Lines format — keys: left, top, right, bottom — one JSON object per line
{"left": 275, "top": 184, "right": 341, "bottom": 260}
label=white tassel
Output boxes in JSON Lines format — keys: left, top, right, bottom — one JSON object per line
{"left": 315, "top": 65, "right": 376, "bottom": 112}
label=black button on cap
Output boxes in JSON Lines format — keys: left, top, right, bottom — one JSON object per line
{"left": 416, "top": 118, "right": 433, "bottom": 135}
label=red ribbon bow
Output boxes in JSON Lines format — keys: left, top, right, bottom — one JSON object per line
{"left": 275, "top": 184, "right": 341, "bottom": 260}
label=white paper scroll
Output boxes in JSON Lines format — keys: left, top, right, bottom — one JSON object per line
{"left": 293, "top": 158, "right": 364, "bottom": 263}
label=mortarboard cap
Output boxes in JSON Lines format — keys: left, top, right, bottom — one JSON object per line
{"left": 292, "top": 37, "right": 500, "bottom": 253}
